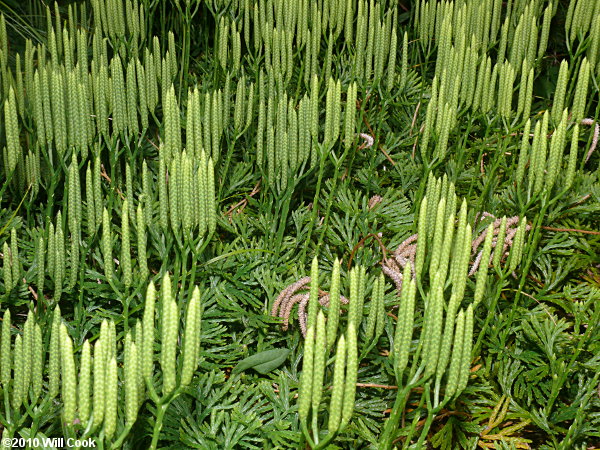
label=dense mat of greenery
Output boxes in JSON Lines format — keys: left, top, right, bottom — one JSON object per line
{"left": 0, "top": 0, "right": 599, "bottom": 448}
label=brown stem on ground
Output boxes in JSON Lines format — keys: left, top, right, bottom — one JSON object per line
{"left": 225, "top": 182, "right": 261, "bottom": 220}
{"left": 541, "top": 226, "right": 600, "bottom": 235}
{"left": 100, "top": 164, "right": 125, "bottom": 200}
{"left": 360, "top": 97, "right": 396, "bottom": 166}
{"left": 356, "top": 383, "right": 399, "bottom": 389}
{"left": 347, "top": 233, "right": 390, "bottom": 271}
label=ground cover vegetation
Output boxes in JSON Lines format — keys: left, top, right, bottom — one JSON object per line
{"left": 0, "top": 0, "right": 599, "bottom": 448}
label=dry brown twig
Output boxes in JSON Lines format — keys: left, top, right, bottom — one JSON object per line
{"left": 541, "top": 225, "right": 600, "bottom": 236}
{"left": 413, "top": 122, "right": 425, "bottom": 159}
{"left": 410, "top": 102, "right": 421, "bottom": 137}
{"left": 225, "top": 182, "right": 261, "bottom": 221}
{"left": 100, "top": 164, "right": 126, "bottom": 201}
{"left": 347, "top": 232, "right": 390, "bottom": 270}
{"left": 359, "top": 96, "right": 396, "bottom": 166}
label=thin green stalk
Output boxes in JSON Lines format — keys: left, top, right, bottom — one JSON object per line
{"left": 379, "top": 367, "right": 425, "bottom": 449}
{"left": 500, "top": 203, "right": 547, "bottom": 349}
{"left": 0, "top": 184, "right": 31, "bottom": 237}
{"left": 27, "top": 397, "right": 52, "bottom": 441}
{"left": 176, "top": 2, "right": 191, "bottom": 101}
{"left": 379, "top": 384, "right": 413, "bottom": 449}
{"left": 414, "top": 408, "right": 436, "bottom": 448}
{"left": 455, "top": 116, "right": 476, "bottom": 172}
{"left": 311, "top": 410, "right": 319, "bottom": 445}
{"left": 110, "top": 424, "right": 133, "bottom": 449}
{"left": 313, "top": 430, "right": 340, "bottom": 450}
{"left": 471, "top": 140, "right": 505, "bottom": 220}
{"left": 473, "top": 273, "right": 509, "bottom": 355}
{"left": 274, "top": 185, "right": 294, "bottom": 255}
{"left": 301, "top": 422, "right": 316, "bottom": 449}
{"left": 316, "top": 145, "right": 352, "bottom": 251}
{"left": 178, "top": 247, "right": 190, "bottom": 297}
{"left": 218, "top": 134, "right": 236, "bottom": 200}
{"left": 299, "top": 144, "right": 328, "bottom": 267}
{"left": 401, "top": 387, "right": 428, "bottom": 449}
{"left": 150, "top": 400, "right": 170, "bottom": 449}
{"left": 3, "top": 387, "right": 12, "bottom": 432}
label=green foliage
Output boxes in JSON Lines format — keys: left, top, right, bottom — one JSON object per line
{"left": 0, "top": 0, "right": 599, "bottom": 448}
